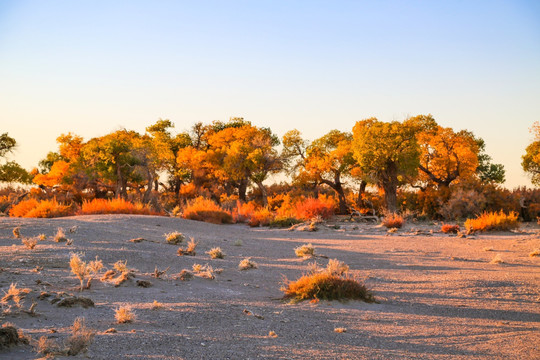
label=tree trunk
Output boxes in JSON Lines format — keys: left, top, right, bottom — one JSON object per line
{"left": 255, "top": 181, "right": 268, "bottom": 207}
{"left": 143, "top": 168, "right": 154, "bottom": 203}
{"left": 381, "top": 162, "right": 398, "bottom": 212}
{"left": 356, "top": 180, "right": 367, "bottom": 209}
{"left": 238, "top": 178, "right": 248, "bottom": 203}
{"left": 115, "top": 162, "right": 123, "bottom": 198}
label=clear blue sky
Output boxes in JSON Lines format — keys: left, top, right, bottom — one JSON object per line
{"left": 1, "top": 0, "right": 539, "bottom": 188}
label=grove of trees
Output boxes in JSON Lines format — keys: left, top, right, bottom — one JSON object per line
{"left": 2, "top": 115, "right": 539, "bottom": 221}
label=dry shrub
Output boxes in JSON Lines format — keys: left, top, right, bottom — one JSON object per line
{"left": 0, "top": 324, "right": 27, "bottom": 350}
{"left": 165, "top": 231, "right": 185, "bottom": 244}
{"left": 38, "top": 233, "right": 47, "bottom": 241}
{"left": 325, "top": 259, "right": 349, "bottom": 276}
{"left": 54, "top": 227, "right": 67, "bottom": 242}
{"left": 334, "top": 327, "right": 347, "bottom": 333}
{"left": 1, "top": 283, "right": 31, "bottom": 309}
{"left": 292, "top": 195, "right": 336, "bottom": 221}
{"left": 207, "top": 247, "right": 225, "bottom": 259}
{"left": 177, "top": 238, "right": 198, "bottom": 256}
{"left": 248, "top": 207, "right": 274, "bottom": 227}
{"left": 268, "top": 331, "right": 278, "bottom": 338}
{"left": 238, "top": 258, "right": 258, "bottom": 270}
{"left": 35, "top": 336, "right": 62, "bottom": 356}
{"left": 182, "top": 197, "right": 233, "bottom": 224}
{"left": 151, "top": 300, "right": 163, "bottom": 310}
{"left": 489, "top": 254, "right": 504, "bottom": 264}
{"left": 282, "top": 273, "right": 374, "bottom": 303}
{"left": 9, "top": 199, "right": 39, "bottom": 217}
{"left": 440, "top": 188, "right": 486, "bottom": 220}
{"left": 80, "top": 198, "right": 160, "bottom": 215}
{"left": 12, "top": 226, "right": 21, "bottom": 238}
{"left": 70, "top": 254, "right": 103, "bottom": 291}
{"left": 66, "top": 317, "right": 95, "bottom": 356}
{"left": 295, "top": 243, "right": 315, "bottom": 258}
{"left": 21, "top": 237, "right": 38, "bottom": 250}
{"left": 175, "top": 269, "right": 193, "bottom": 281}
{"left": 382, "top": 213, "right": 404, "bottom": 228}
{"left": 192, "top": 264, "right": 216, "bottom": 279}
{"left": 441, "top": 224, "right": 460, "bottom": 234}
{"left": 113, "top": 260, "right": 129, "bottom": 273}
{"left": 464, "top": 211, "right": 519, "bottom": 232}
{"left": 115, "top": 306, "right": 135, "bottom": 323}
{"left": 530, "top": 249, "right": 540, "bottom": 257}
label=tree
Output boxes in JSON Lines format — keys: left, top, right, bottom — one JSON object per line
{"left": 475, "top": 137, "right": 505, "bottom": 184}
{"left": 352, "top": 118, "right": 420, "bottom": 212}
{"left": 417, "top": 126, "right": 479, "bottom": 188}
{"left": 0, "top": 133, "right": 31, "bottom": 184}
{"left": 283, "top": 129, "right": 355, "bottom": 214}
{"left": 522, "top": 122, "right": 540, "bottom": 186}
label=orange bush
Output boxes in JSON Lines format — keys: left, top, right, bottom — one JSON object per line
{"left": 382, "top": 213, "right": 404, "bottom": 228}
{"left": 282, "top": 272, "right": 374, "bottom": 303}
{"left": 291, "top": 195, "right": 336, "bottom": 220}
{"left": 80, "top": 198, "right": 160, "bottom": 215}
{"left": 248, "top": 207, "right": 274, "bottom": 227}
{"left": 182, "top": 197, "right": 233, "bottom": 224}
{"left": 10, "top": 198, "right": 73, "bottom": 218}
{"left": 9, "top": 199, "right": 39, "bottom": 217}
{"left": 441, "top": 224, "right": 460, "bottom": 234}
{"left": 233, "top": 201, "right": 257, "bottom": 223}
{"left": 464, "top": 211, "right": 519, "bottom": 232}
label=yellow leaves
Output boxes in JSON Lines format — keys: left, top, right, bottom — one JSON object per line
{"left": 33, "top": 161, "right": 70, "bottom": 187}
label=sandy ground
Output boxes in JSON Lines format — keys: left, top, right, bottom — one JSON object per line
{"left": 0, "top": 214, "right": 539, "bottom": 359}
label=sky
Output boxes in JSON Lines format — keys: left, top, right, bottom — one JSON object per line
{"left": 0, "top": 0, "right": 539, "bottom": 188}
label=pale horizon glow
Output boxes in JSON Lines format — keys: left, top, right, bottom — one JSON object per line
{"left": 1, "top": 0, "right": 539, "bottom": 188}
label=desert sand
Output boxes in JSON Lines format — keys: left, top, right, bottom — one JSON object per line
{"left": 0, "top": 214, "right": 539, "bottom": 359}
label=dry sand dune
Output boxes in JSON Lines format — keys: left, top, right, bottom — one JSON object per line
{"left": 0, "top": 215, "right": 539, "bottom": 359}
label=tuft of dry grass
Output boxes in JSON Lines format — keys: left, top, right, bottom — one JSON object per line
{"left": 192, "top": 264, "right": 216, "bottom": 279}
{"left": 238, "top": 258, "right": 258, "bottom": 271}
{"left": 334, "top": 327, "right": 347, "bottom": 333}
{"left": 21, "top": 237, "right": 38, "bottom": 250}
{"left": 325, "top": 259, "right": 349, "bottom": 276}
{"left": 70, "top": 254, "right": 103, "bottom": 291}
{"left": 113, "top": 260, "right": 129, "bottom": 273}
{"left": 295, "top": 243, "right": 315, "bottom": 258}
{"left": 207, "top": 247, "right": 225, "bottom": 259}
{"left": 177, "top": 238, "right": 198, "bottom": 256}
{"left": 65, "top": 317, "right": 95, "bottom": 356}
{"left": 489, "top": 254, "right": 504, "bottom": 264}
{"left": 12, "top": 226, "right": 21, "bottom": 239}
{"left": 151, "top": 300, "right": 164, "bottom": 310}
{"left": 465, "top": 211, "right": 519, "bottom": 233}
{"left": 165, "top": 231, "right": 185, "bottom": 244}
{"left": 175, "top": 269, "right": 194, "bottom": 281}
{"left": 529, "top": 249, "right": 540, "bottom": 257}
{"left": 35, "top": 335, "right": 62, "bottom": 356}
{"left": 268, "top": 331, "right": 278, "bottom": 338}
{"left": 54, "top": 227, "right": 67, "bottom": 242}
{"left": 441, "top": 224, "right": 460, "bottom": 234}
{"left": 382, "top": 213, "right": 404, "bottom": 229}
{"left": 282, "top": 273, "right": 375, "bottom": 303}
{"left": 1, "top": 283, "right": 31, "bottom": 309}
{"left": 152, "top": 266, "right": 169, "bottom": 278}
{"left": 115, "top": 306, "right": 135, "bottom": 323}
{"left": 38, "top": 233, "right": 47, "bottom": 241}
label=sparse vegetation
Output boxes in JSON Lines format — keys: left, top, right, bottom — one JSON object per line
{"left": 325, "top": 259, "right": 349, "bottom": 276}
{"left": 334, "top": 327, "right": 347, "bottom": 333}
{"left": 465, "top": 211, "right": 519, "bottom": 232}
{"left": 382, "top": 213, "right": 404, "bottom": 229}
{"left": 54, "top": 227, "right": 67, "bottom": 242}
{"left": 80, "top": 198, "right": 160, "bottom": 215}
{"left": 530, "top": 249, "right": 540, "bottom": 257}
{"left": 294, "top": 243, "right": 315, "bottom": 258}
{"left": 65, "top": 317, "right": 95, "bottom": 356}
{"left": 282, "top": 272, "right": 375, "bottom": 303}
{"left": 177, "top": 238, "right": 198, "bottom": 256}
{"left": 115, "top": 306, "right": 136, "bottom": 323}
{"left": 151, "top": 300, "right": 164, "bottom": 310}
{"left": 21, "top": 237, "right": 38, "bottom": 250}
{"left": 441, "top": 224, "right": 460, "bottom": 234}
{"left": 238, "top": 258, "right": 258, "bottom": 270}
{"left": 38, "top": 233, "right": 47, "bottom": 241}
{"left": 192, "top": 264, "right": 216, "bottom": 279}
{"left": 207, "top": 247, "right": 225, "bottom": 259}
{"left": 165, "top": 231, "right": 185, "bottom": 244}
{"left": 70, "top": 253, "right": 103, "bottom": 291}
{"left": 182, "top": 197, "right": 233, "bottom": 224}
{"left": 1, "top": 283, "right": 31, "bottom": 310}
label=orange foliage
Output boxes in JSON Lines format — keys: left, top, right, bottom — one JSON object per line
{"left": 33, "top": 161, "right": 70, "bottom": 188}
{"left": 10, "top": 198, "right": 73, "bottom": 218}
{"left": 282, "top": 272, "right": 374, "bottom": 302}
{"left": 464, "top": 211, "right": 519, "bottom": 232}
{"left": 182, "top": 197, "right": 233, "bottom": 224}
{"left": 233, "top": 201, "right": 257, "bottom": 223}
{"left": 9, "top": 199, "right": 39, "bottom": 217}
{"left": 382, "top": 213, "right": 404, "bottom": 228}
{"left": 441, "top": 224, "right": 460, "bottom": 234}
{"left": 291, "top": 195, "right": 336, "bottom": 220}
{"left": 248, "top": 207, "right": 274, "bottom": 227}
{"left": 79, "top": 198, "right": 160, "bottom": 215}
